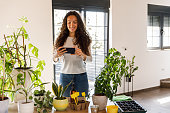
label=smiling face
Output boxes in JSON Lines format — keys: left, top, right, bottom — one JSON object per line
{"left": 67, "top": 15, "right": 78, "bottom": 35}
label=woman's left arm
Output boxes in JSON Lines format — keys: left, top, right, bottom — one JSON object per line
{"left": 74, "top": 46, "right": 92, "bottom": 62}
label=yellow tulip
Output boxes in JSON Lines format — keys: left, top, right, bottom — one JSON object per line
{"left": 82, "top": 92, "right": 85, "bottom": 97}
{"left": 81, "top": 92, "right": 86, "bottom": 102}
{"left": 71, "top": 93, "right": 77, "bottom": 105}
{"left": 75, "top": 92, "right": 79, "bottom": 97}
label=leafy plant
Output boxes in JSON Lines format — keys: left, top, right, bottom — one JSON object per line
{"left": 94, "top": 48, "right": 128, "bottom": 101}
{"left": 126, "top": 56, "right": 138, "bottom": 78}
{"left": 0, "top": 51, "right": 15, "bottom": 101}
{"left": 33, "top": 90, "right": 53, "bottom": 113}
{"left": 17, "top": 75, "right": 48, "bottom": 103}
{"left": 52, "top": 81, "right": 72, "bottom": 100}
{"left": 34, "top": 89, "right": 46, "bottom": 96}
{"left": 2, "top": 16, "right": 45, "bottom": 86}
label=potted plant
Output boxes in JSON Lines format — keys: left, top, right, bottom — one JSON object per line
{"left": 17, "top": 75, "right": 48, "bottom": 113}
{"left": 33, "top": 89, "right": 54, "bottom": 113}
{"left": 52, "top": 81, "right": 72, "bottom": 111}
{"left": 93, "top": 48, "right": 128, "bottom": 110}
{"left": 125, "top": 56, "right": 138, "bottom": 82}
{"left": 0, "top": 53, "right": 15, "bottom": 113}
{"left": 70, "top": 92, "right": 90, "bottom": 110}
{"left": 2, "top": 17, "right": 45, "bottom": 102}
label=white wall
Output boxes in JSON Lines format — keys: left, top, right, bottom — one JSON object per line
{"left": 0, "top": 0, "right": 53, "bottom": 90}
{"left": 1, "top": 0, "right": 170, "bottom": 93}
{"left": 112, "top": 0, "right": 170, "bottom": 93}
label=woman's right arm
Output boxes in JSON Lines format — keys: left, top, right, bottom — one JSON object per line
{"left": 53, "top": 47, "right": 66, "bottom": 62}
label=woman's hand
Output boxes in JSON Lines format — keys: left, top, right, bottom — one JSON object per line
{"left": 56, "top": 47, "right": 66, "bottom": 57}
{"left": 74, "top": 46, "right": 86, "bottom": 61}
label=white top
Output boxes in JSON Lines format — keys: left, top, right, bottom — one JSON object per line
{"left": 54, "top": 37, "right": 92, "bottom": 74}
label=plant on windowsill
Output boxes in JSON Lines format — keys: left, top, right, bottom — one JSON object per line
{"left": 125, "top": 56, "right": 138, "bottom": 82}
{"left": 2, "top": 17, "right": 45, "bottom": 101}
{"left": 52, "top": 81, "right": 72, "bottom": 111}
{"left": 93, "top": 48, "right": 128, "bottom": 110}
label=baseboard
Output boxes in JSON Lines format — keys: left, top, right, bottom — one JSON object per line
{"left": 117, "top": 86, "right": 160, "bottom": 95}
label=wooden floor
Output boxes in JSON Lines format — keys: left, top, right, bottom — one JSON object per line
{"left": 132, "top": 87, "right": 170, "bottom": 113}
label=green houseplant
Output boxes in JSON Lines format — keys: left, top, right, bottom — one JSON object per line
{"left": 93, "top": 48, "right": 128, "bottom": 110}
{"left": 52, "top": 82, "right": 72, "bottom": 111}
{"left": 0, "top": 53, "right": 15, "bottom": 113}
{"left": 17, "top": 75, "right": 48, "bottom": 113}
{"left": 125, "top": 56, "right": 138, "bottom": 82}
{"left": 33, "top": 89, "right": 54, "bottom": 113}
{"left": 2, "top": 17, "right": 45, "bottom": 102}
{"left": 3, "top": 16, "right": 45, "bottom": 83}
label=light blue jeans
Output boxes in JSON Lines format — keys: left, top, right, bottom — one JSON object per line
{"left": 59, "top": 72, "right": 89, "bottom": 97}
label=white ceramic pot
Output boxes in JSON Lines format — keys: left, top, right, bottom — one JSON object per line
{"left": 0, "top": 97, "right": 9, "bottom": 113}
{"left": 92, "top": 94, "right": 108, "bottom": 110}
{"left": 18, "top": 100, "right": 34, "bottom": 113}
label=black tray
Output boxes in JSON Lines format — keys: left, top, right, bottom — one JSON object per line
{"left": 114, "top": 100, "right": 147, "bottom": 113}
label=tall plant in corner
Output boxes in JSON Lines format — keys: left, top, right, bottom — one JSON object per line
{"left": 3, "top": 17, "right": 45, "bottom": 84}
{"left": 94, "top": 48, "right": 128, "bottom": 101}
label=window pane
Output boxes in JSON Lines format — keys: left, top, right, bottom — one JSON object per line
{"left": 163, "top": 16, "right": 170, "bottom": 47}
{"left": 147, "top": 15, "right": 160, "bottom": 48}
{"left": 86, "top": 11, "right": 96, "bottom": 26}
{"left": 152, "top": 36, "right": 160, "bottom": 47}
{"left": 147, "top": 36, "right": 152, "bottom": 47}
{"left": 163, "top": 36, "right": 170, "bottom": 46}
{"left": 96, "top": 12, "right": 104, "bottom": 26}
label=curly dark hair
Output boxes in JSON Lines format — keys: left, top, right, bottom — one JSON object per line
{"left": 54, "top": 11, "right": 92, "bottom": 56}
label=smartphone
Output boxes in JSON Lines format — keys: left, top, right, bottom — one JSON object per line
{"left": 65, "top": 48, "right": 75, "bottom": 54}
{"left": 59, "top": 47, "right": 75, "bottom": 54}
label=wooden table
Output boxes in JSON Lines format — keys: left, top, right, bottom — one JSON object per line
{"left": 8, "top": 98, "right": 114, "bottom": 113}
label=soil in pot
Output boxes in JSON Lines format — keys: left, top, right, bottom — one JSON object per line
{"left": 0, "top": 97, "right": 8, "bottom": 101}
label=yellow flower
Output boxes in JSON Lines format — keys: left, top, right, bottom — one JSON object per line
{"left": 75, "top": 92, "right": 79, "bottom": 97}
{"left": 82, "top": 92, "right": 85, "bottom": 97}
{"left": 71, "top": 93, "right": 76, "bottom": 99}
{"left": 81, "top": 92, "right": 86, "bottom": 102}
{"left": 71, "top": 93, "right": 77, "bottom": 105}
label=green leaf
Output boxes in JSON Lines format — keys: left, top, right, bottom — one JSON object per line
{"left": 52, "top": 82, "right": 58, "bottom": 97}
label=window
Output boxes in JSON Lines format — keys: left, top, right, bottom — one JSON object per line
{"left": 52, "top": 0, "right": 110, "bottom": 90}
{"left": 147, "top": 4, "right": 170, "bottom": 50}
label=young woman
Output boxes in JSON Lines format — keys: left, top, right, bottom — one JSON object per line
{"left": 53, "top": 11, "right": 92, "bottom": 97}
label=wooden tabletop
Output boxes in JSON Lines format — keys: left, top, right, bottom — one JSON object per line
{"left": 8, "top": 103, "right": 107, "bottom": 113}
{"left": 8, "top": 97, "right": 114, "bottom": 113}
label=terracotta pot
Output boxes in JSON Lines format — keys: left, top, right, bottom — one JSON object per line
{"left": 0, "top": 97, "right": 9, "bottom": 113}
{"left": 53, "top": 98, "right": 68, "bottom": 111}
{"left": 92, "top": 94, "right": 107, "bottom": 110}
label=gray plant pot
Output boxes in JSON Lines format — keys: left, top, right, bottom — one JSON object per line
{"left": 0, "top": 97, "right": 9, "bottom": 113}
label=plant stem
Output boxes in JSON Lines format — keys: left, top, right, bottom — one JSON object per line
{"left": 14, "top": 33, "right": 21, "bottom": 67}
{"left": 2, "top": 54, "right": 6, "bottom": 101}
{"left": 23, "top": 34, "right": 27, "bottom": 68}
{"left": 4, "top": 35, "right": 14, "bottom": 65}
